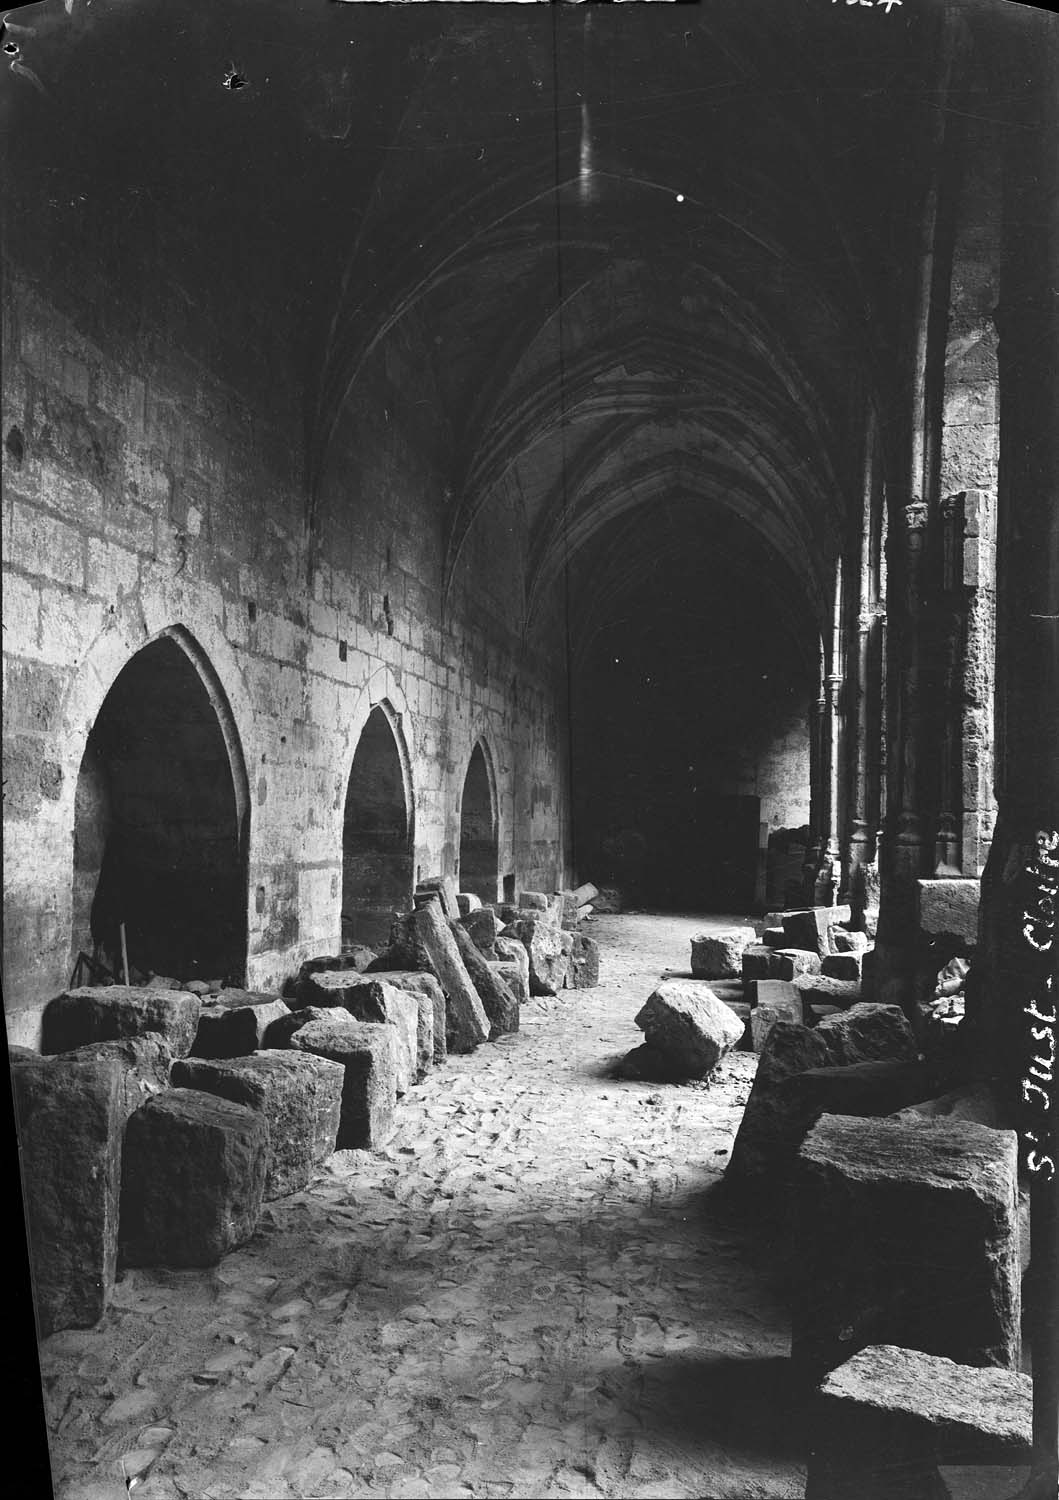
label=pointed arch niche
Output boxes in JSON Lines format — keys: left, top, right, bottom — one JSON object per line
{"left": 341, "top": 703, "right": 414, "bottom": 948}
{"left": 458, "top": 739, "right": 500, "bottom": 905}
{"left": 71, "top": 629, "right": 250, "bottom": 984}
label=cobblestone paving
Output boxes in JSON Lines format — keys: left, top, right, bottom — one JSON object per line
{"left": 44, "top": 914, "right": 805, "bottom": 1500}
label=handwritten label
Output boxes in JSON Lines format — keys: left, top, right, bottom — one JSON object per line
{"left": 1022, "top": 829, "right": 1058, "bottom": 1181}
{"left": 833, "top": 0, "right": 903, "bottom": 11}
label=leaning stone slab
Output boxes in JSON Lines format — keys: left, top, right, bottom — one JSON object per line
{"left": 569, "top": 932, "right": 600, "bottom": 989}
{"left": 415, "top": 876, "right": 460, "bottom": 922}
{"left": 120, "top": 1090, "right": 269, "bottom": 1267}
{"left": 289, "top": 1016, "right": 400, "bottom": 1149}
{"left": 192, "top": 992, "right": 290, "bottom": 1059}
{"left": 11, "top": 1049, "right": 126, "bottom": 1335}
{"left": 170, "top": 1052, "right": 344, "bottom": 1199}
{"left": 450, "top": 920, "right": 519, "bottom": 1038}
{"left": 806, "top": 1345, "right": 1032, "bottom": 1499}
{"left": 460, "top": 906, "right": 500, "bottom": 956}
{"left": 634, "top": 980, "right": 744, "bottom": 1080}
{"left": 791, "top": 1115, "right": 1021, "bottom": 1382}
{"left": 43, "top": 986, "right": 202, "bottom": 1058}
{"left": 390, "top": 900, "right": 490, "bottom": 1052}
{"left": 793, "top": 974, "right": 862, "bottom": 1010}
{"left": 690, "top": 928, "right": 757, "bottom": 979}
{"left": 816, "top": 1002, "right": 920, "bottom": 1065}
{"left": 491, "top": 959, "right": 528, "bottom": 1005}
{"left": 505, "top": 916, "right": 568, "bottom": 997}
{"left": 726, "top": 1020, "right": 833, "bottom": 1188}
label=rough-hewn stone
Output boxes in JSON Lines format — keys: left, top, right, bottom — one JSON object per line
{"left": 120, "top": 1089, "right": 269, "bottom": 1267}
{"left": 460, "top": 905, "right": 500, "bottom": 956}
{"left": 289, "top": 1016, "right": 400, "bottom": 1149}
{"left": 890, "top": 1082, "right": 1005, "bottom": 1129}
{"left": 762, "top": 926, "right": 787, "bottom": 947}
{"left": 65, "top": 1035, "right": 174, "bottom": 1114}
{"left": 833, "top": 930, "right": 870, "bottom": 954}
{"left": 305, "top": 975, "right": 418, "bottom": 1093}
{"left": 791, "top": 1115, "right": 1021, "bottom": 1380}
{"left": 781, "top": 908, "right": 834, "bottom": 957}
{"left": 745, "top": 945, "right": 820, "bottom": 981}
{"left": 450, "top": 920, "right": 519, "bottom": 1038}
{"left": 170, "top": 1051, "right": 344, "bottom": 1199}
{"left": 365, "top": 970, "right": 446, "bottom": 1068}
{"left": 504, "top": 916, "right": 568, "bottom": 997}
{"left": 43, "top": 985, "right": 201, "bottom": 1058}
{"left": 821, "top": 951, "right": 863, "bottom": 980}
{"left": 816, "top": 1002, "right": 920, "bottom": 1065}
{"left": 690, "top": 927, "right": 756, "bottom": 979}
{"left": 916, "top": 879, "right": 980, "bottom": 947}
{"left": 491, "top": 958, "right": 529, "bottom": 1005}
{"left": 262, "top": 1004, "right": 349, "bottom": 1049}
{"left": 633, "top": 980, "right": 744, "bottom": 1080}
{"left": 390, "top": 900, "right": 490, "bottom": 1052}
{"left": 569, "top": 932, "right": 600, "bottom": 989}
{"left": 415, "top": 876, "right": 459, "bottom": 921}
{"left": 191, "top": 992, "right": 290, "bottom": 1058}
{"left": 11, "top": 1048, "right": 126, "bottom": 1335}
{"left": 456, "top": 892, "right": 481, "bottom": 915}
{"left": 725, "top": 1020, "right": 833, "bottom": 1188}
{"left": 792, "top": 973, "right": 862, "bottom": 1009}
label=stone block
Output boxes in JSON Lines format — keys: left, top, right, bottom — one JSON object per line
{"left": 170, "top": 1051, "right": 344, "bottom": 1199}
{"left": 774, "top": 948, "right": 822, "bottom": 978}
{"left": 491, "top": 959, "right": 528, "bottom": 1005}
{"left": 460, "top": 905, "right": 500, "bottom": 956}
{"left": 367, "top": 970, "right": 446, "bottom": 1067}
{"left": 916, "top": 879, "right": 980, "bottom": 948}
{"left": 821, "top": 951, "right": 863, "bottom": 981}
{"left": 569, "top": 932, "right": 600, "bottom": 988}
{"left": 690, "top": 927, "right": 757, "bottom": 979}
{"left": 191, "top": 992, "right": 290, "bottom": 1059}
{"left": 415, "top": 876, "right": 459, "bottom": 921}
{"left": 726, "top": 1020, "right": 833, "bottom": 1188}
{"left": 890, "top": 1083, "right": 1004, "bottom": 1129}
{"left": 456, "top": 892, "right": 482, "bottom": 915}
{"left": 504, "top": 916, "right": 568, "bottom": 997}
{"left": 748, "top": 978, "right": 803, "bottom": 1017}
{"left": 303, "top": 974, "right": 418, "bottom": 1092}
{"left": 518, "top": 891, "right": 549, "bottom": 910}
{"left": 450, "top": 920, "right": 519, "bottom": 1038}
{"left": 782, "top": 908, "right": 834, "bottom": 957}
{"left": 791, "top": 1115, "right": 1021, "bottom": 1381}
{"left": 806, "top": 1345, "right": 1032, "bottom": 1500}
{"left": 65, "top": 1035, "right": 174, "bottom": 1116}
{"left": 633, "top": 980, "right": 744, "bottom": 1080}
{"left": 390, "top": 901, "right": 489, "bottom": 1052}
{"left": 43, "top": 986, "right": 201, "bottom": 1058}
{"left": 11, "top": 1049, "right": 126, "bottom": 1335}
{"left": 262, "top": 1004, "right": 348, "bottom": 1049}
{"left": 834, "top": 930, "right": 870, "bottom": 954}
{"left": 289, "top": 1016, "right": 400, "bottom": 1149}
{"left": 120, "top": 1090, "right": 269, "bottom": 1267}
{"left": 816, "top": 1002, "right": 920, "bottom": 1065}
{"left": 793, "top": 974, "right": 862, "bottom": 1009}
{"left": 762, "top": 926, "right": 787, "bottom": 947}
{"left": 741, "top": 943, "right": 781, "bottom": 981}
{"left": 495, "top": 934, "right": 530, "bottom": 988}
{"left": 807, "top": 1004, "right": 843, "bottom": 1026}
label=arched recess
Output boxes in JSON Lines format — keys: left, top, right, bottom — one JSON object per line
{"left": 71, "top": 627, "right": 251, "bottom": 984}
{"left": 342, "top": 702, "right": 414, "bottom": 949}
{"left": 458, "top": 739, "right": 500, "bottom": 904}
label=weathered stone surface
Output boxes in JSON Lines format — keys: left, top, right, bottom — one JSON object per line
{"left": 494, "top": 933, "right": 530, "bottom": 986}
{"left": 774, "top": 948, "right": 822, "bottom": 978}
{"left": 146, "top": 974, "right": 182, "bottom": 990}
{"left": 744, "top": 945, "right": 820, "bottom": 982}
{"left": 569, "top": 932, "right": 600, "bottom": 989}
{"left": 807, "top": 1345, "right": 1032, "bottom": 1500}
{"left": 741, "top": 944, "right": 779, "bottom": 981}
{"left": 725, "top": 1020, "right": 833, "bottom": 1187}
{"left": 633, "top": 980, "right": 744, "bottom": 1080}
{"left": 262, "top": 1005, "right": 349, "bottom": 1049}
{"left": 821, "top": 951, "right": 863, "bottom": 980}
{"left": 415, "top": 877, "right": 460, "bottom": 921}
{"left": 558, "top": 928, "right": 575, "bottom": 986}
{"left": 170, "top": 1051, "right": 344, "bottom": 1199}
{"left": 305, "top": 975, "right": 418, "bottom": 1093}
{"left": 791, "top": 1115, "right": 1021, "bottom": 1380}
{"left": 762, "top": 926, "right": 787, "bottom": 947}
{"left": 518, "top": 891, "right": 549, "bottom": 911}
{"left": 366, "top": 970, "right": 445, "bottom": 1068}
{"left": 120, "top": 1090, "right": 269, "bottom": 1267}
{"left": 807, "top": 1003, "right": 844, "bottom": 1026}
{"left": 792, "top": 973, "right": 862, "bottom": 1009}
{"left": 917, "top": 879, "right": 980, "bottom": 947}
{"left": 390, "top": 901, "right": 490, "bottom": 1052}
{"left": 450, "top": 920, "right": 519, "bottom": 1038}
{"left": 782, "top": 908, "right": 834, "bottom": 957}
{"left": 43, "top": 986, "right": 201, "bottom": 1058}
{"left": 690, "top": 927, "right": 756, "bottom": 979}
{"left": 66, "top": 1035, "right": 174, "bottom": 1115}
{"left": 816, "top": 1002, "right": 920, "bottom": 1065}
{"left": 751, "top": 1001, "right": 802, "bottom": 1055}
{"left": 11, "top": 1049, "right": 126, "bottom": 1335}
{"left": 289, "top": 1017, "right": 400, "bottom": 1149}
{"left": 456, "top": 892, "right": 482, "bottom": 915}
{"left": 191, "top": 992, "right": 290, "bottom": 1059}
{"left": 834, "top": 930, "right": 870, "bottom": 954}
{"left": 890, "top": 1082, "right": 1005, "bottom": 1129}
{"left": 748, "top": 978, "right": 802, "bottom": 1016}
{"left": 505, "top": 916, "right": 568, "bottom": 997}
{"left": 491, "top": 959, "right": 528, "bottom": 1004}
{"left": 460, "top": 905, "right": 500, "bottom": 956}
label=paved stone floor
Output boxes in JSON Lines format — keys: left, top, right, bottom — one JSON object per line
{"left": 43, "top": 913, "right": 805, "bottom": 1500}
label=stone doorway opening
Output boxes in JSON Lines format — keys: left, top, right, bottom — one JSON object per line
{"left": 458, "top": 740, "right": 499, "bottom": 904}
{"left": 71, "top": 632, "right": 249, "bottom": 985}
{"left": 341, "top": 704, "right": 413, "bottom": 949}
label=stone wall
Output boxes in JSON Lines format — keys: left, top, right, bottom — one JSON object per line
{"left": 2, "top": 263, "right": 568, "bottom": 1045}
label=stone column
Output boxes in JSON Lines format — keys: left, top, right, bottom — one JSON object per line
{"left": 819, "top": 558, "right": 844, "bottom": 906}
{"left": 931, "top": 492, "right": 967, "bottom": 875}
{"left": 803, "top": 633, "right": 828, "bottom": 903}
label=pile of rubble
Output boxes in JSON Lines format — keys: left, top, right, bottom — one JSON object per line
{"left": 12, "top": 880, "right": 601, "bottom": 1339}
